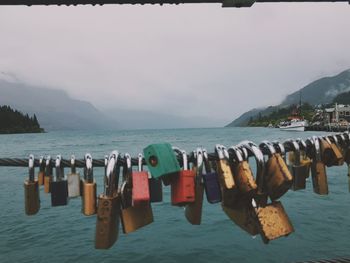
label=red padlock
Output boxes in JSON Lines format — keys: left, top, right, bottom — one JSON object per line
{"left": 132, "top": 153, "right": 150, "bottom": 206}
{"left": 171, "top": 149, "right": 195, "bottom": 206}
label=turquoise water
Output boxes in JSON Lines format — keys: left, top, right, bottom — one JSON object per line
{"left": 0, "top": 127, "right": 349, "bottom": 263}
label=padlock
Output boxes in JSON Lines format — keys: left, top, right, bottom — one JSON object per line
{"left": 143, "top": 143, "right": 181, "bottom": 180}
{"left": 185, "top": 148, "right": 205, "bottom": 225}
{"left": 149, "top": 176, "right": 163, "bottom": 202}
{"left": 215, "top": 144, "right": 236, "bottom": 189}
{"left": 228, "top": 146, "right": 257, "bottom": 198}
{"left": 44, "top": 155, "right": 52, "bottom": 193}
{"left": 67, "top": 155, "right": 80, "bottom": 198}
{"left": 131, "top": 153, "right": 150, "bottom": 206}
{"left": 202, "top": 149, "right": 222, "bottom": 204}
{"left": 296, "top": 138, "right": 312, "bottom": 178}
{"left": 82, "top": 153, "right": 97, "bottom": 216}
{"left": 222, "top": 198, "right": 259, "bottom": 236}
{"left": 340, "top": 133, "right": 350, "bottom": 164}
{"left": 95, "top": 151, "right": 120, "bottom": 249}
{"left": 251, "top": 198, "right": 294, "bottom": 244}
{"left": 309, "top": 136, "right": 328, "bottom": 195}
{"left": 37, "top": 156, "right": 45, "bottom": 186}
{"left": 24, "top": 154, "right": 40, "bottom": 215}
{"left": 50, "top": 155, "right": 68, "bottom": 206}
{"left": 329, "top": 135, "right": 345, "bottom": 166}
{"left": 284, "top": 140, "right": 309, "bottom": 191}
{"left": 120, "top": 154, "right": 154, "bottom": 234}
{"left": 259, "top": 141, "right": 293, "bottom": 200}
{"left": 221, "top": 143, "right": 265, "bottom": 236}
{"left": 170, "top": 149, "right": 195, "bottom": 206}
{"left": 320, "top": 136, "right": 343, "bottom": 167}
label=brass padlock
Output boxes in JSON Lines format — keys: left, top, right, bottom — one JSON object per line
{"left": 120, "top": 153, "right": 154, "bottom": 234}
{"left": 237, "top": 141, "right": 267, "bottom": 205}
{"left": 251, "top": 198, "right": 294, "bottom": 244}
{"left": 309, "top": 136, "right": 328, "bottom": 195}
{"left": 222, "top": 142, "right": 264, "bottom": 236}
{"left": 185, "top": 148, "right": 205, "bottom": 225}
{"left": 330, "top": 135, "right": 345, "bottom": 166}
{"left": 95, "top": 151, "right": 121, "bottom": 249}
{"left": 222, "top": 200, "right": 259, "bottom": 236}
{"left": 284, "top": 140, "right": 309, "bottom": 191}
{"left": 259, "top": 141, "right": 293, "bottom": 200}
{"left": 228, "top": 146, "right": 257, "bottom": 198}
{"left": 67, "top": 155, "right": 81, "bottom": 198}
{"left": 37, "top": 156, "right": 45, "bottom": 186}
{"left": 215, "top": 145, "right": 236, "bottom": 189}
{"left": 82, "top": 153, "right": 97, "bottom": 216}
{"left": 24, "top": 154, "right": 40, "bottom": 215}
{"left": 320, "top": 136, "right": 343, "bottom": 167}
{"left": 44, "top": 155, "right": 52, "bottom": 193}
{"left": 296, "top": 138, "right": 312, "bottom": 178}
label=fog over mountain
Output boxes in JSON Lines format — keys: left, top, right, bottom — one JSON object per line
{"left": 0, "top": 79, "right": 221, "bottom": 130}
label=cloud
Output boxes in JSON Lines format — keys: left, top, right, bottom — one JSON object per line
{"left": 0, "top": 3, "right": 349, "bottom": 125}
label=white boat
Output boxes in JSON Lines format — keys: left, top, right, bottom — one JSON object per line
{"left": 279, "top": 119, "right": 307, "bottom": 131}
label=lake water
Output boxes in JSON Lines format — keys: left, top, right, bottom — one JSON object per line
{"left": 0, "top": 127, "right": 349, "bottom": 263}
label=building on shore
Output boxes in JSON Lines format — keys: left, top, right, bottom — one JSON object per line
{"left": 324, "top": 103, "right": 350, "bottom": 127}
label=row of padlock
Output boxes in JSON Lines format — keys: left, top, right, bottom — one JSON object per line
{"left": 23, "top": 132, "right": 350, "bottom": 249}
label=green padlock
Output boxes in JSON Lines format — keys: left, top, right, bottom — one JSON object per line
{"left": 143, "top": 143, "right": 181, "bottom": 179}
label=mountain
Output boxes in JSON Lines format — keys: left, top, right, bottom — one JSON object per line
{"left": 0, "top": 79, "right": 221, "bottom": 130}
{"left": 225, "top": 108, "right": 265, "bottom": 127}
{"left": 282, "top": 69, "right": 350, "bottom": 106}
{"left": 332, "top": 90, "right": 350, "bottom": 105}
{"left": 0, "top": 80, "right": 118, "bottom": 130}
{"left": 226, "top": 69, "right": 350, "bottom": 127}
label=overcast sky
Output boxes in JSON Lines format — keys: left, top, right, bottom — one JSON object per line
{"left": 0, "top": 3, "right": 349, "bottom": 125}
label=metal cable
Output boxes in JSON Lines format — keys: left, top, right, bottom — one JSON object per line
{"left": 0, "top": 132, "right": 346, "bottom": 168}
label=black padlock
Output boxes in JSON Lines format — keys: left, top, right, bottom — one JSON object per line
{"left": 149, "top": 178, "right": 163, "bottom": 202}
{"left": 50, "top": 155, "right": 68, "bottom": 206}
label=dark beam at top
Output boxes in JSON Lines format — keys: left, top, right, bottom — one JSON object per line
{"left": 0, "top": 0, "right": 348, "bottom": 7}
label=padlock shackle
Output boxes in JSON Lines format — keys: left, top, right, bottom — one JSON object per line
{"left": 227, "top": 146, "right": 244, "bottom": 163}
{"left": 215, "top": 144, "right": 230, "bottom": 160}
{"left": 259, "top": 140, "right": 276, "bottom": 156}
{"left": 120, "top": 180, "right": 128, "bottom": 208}
{"left": 202, "top": 149, "right": 212, "bottom": 173}
{"left": 123, "top": 153, "right": 132, "bottom": 181}
{"left": 172, "top": 147, "right": 188, "bottom": 170}
{"left": 328, "top": 134, "right": 339, "bottom": 146}
{"left": 28, "top": 154, "right": 35, "bottom": 182}
{"left": 312, "top": 136, "right": 322, "bottom": 162}
{"left": 70, "top": 155, "right": 76, "bottom": 174}
{"left": 104, "top": 155, "right": 108, "bottom": 178}
{"left": 138, "top": 153, "right": 143, "bottom": 172}
{"left": 84, "top": 153, "right": 93, "bottom": 183}
{"left": 55, "top": 155, "right": 64, "bottom": 181}
{"left": 323, "top": 136, "right": 332, "bottom": 145}
{"left": 336, "top": 134, "right": 347, "bottom": 146}
{"left": 105, "top": 151, "right": 119, "bottom": 197}
{"left": 39, "top": 156, "right": 45, "bottom": 172}
{"left": 284, "top": 139, "right": 301, "bottom": 165}
{"left": 295, "top": 138, "right": 307, "bottom": 151}
{"left": 272, "top": 141, "right": 285, "bottom": 157}
{"left": 192, "top": 147, "right": 204, "bottom": 183}
{"left": 238, "top": 141, "right": 265, "bottom": 193}
{"left": 45, "top": 155, "right": 52, "bottom": 176}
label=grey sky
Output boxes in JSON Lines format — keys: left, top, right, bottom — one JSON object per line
{"left": 0, "top": 3, "right": 349, "bottom": 126}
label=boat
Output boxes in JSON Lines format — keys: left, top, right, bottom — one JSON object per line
{"left": 279, "top": 118, "right": 307, "bottom": 131}
{"left": 279, "top": 92, "right": 307, "bottom": 131}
